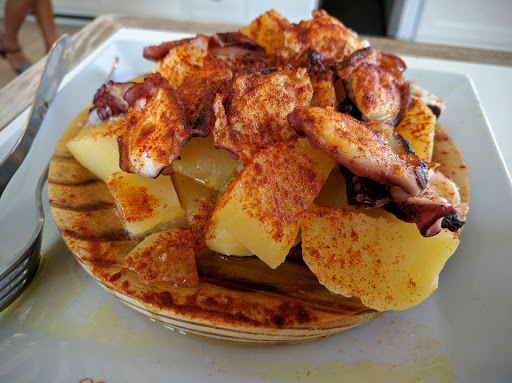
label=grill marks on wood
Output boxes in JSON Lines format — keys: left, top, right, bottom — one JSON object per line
{"left": 197, "top": 272, "right": 373, "bottom": 317}
{"left": 61, "top": 228, "right": 130, "bottom": 242}
{"left": 49, "top": 199, "right": 114, "bottom": 212}
{"left": 48, "top": 177, "right": 101, "bottom": 186}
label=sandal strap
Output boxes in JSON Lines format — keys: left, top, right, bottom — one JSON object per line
{"left": 0, "top": 38, "right": 21, "bottom": 55}
{"left": 4, "top": 47, "right": 21, "bottom": 54}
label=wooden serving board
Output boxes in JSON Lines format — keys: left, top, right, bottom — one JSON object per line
{"left": 48, "top": 121, "right": 382, "bottom": 343}
{"left": 48, "top": 118, "right": 468, "bottom": 343}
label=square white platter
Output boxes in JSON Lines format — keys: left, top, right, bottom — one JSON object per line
{"left": 0, "top": 28, "right": 511, "bottom": 383}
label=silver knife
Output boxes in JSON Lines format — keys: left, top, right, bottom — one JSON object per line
{"left": 0, "top": 34, "right": 74, "bottom": 198}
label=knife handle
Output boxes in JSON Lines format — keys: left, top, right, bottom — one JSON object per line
{"left": 0, "top": 34, "right": 74, "bottom": 198}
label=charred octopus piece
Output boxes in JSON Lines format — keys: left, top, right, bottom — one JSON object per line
{"left": 294, "top": 48, "right": 328, "bottom": 74}
{"left": 144, "top": 33, "right": 265, "bottom": 63}
{"left": 210, "top": 32, "right": 266, "bottom": 61}
{"left": 336, "top": 47, "right": 410, "bottom": 126}
{"left": 148, "top": 34, "right": 234, "bottom": 137}
{"left": 338, "top": 132, "right": 462, "bottom": 237}
{"left": 143, "top": 37, "right": 196, "bottom": 62}
{"left": 212, "top": 68, "right": 313, "bottom": 164}
{"left": 288, "top": 106, "right": 427, "bottom": 195}
{"left": 338, "top": 97, "right": 362, "bottom": 119}
{"left": 150, "top": 35, "right": 233, "bottom": 92}
{"left": 286, "top": 49, "right": 339, "bottom": 109}
{"left": 385, "top": 198, "right": 457, "bottom": 237}
{"left": 188, "top": 79, "right": 232, "bottom": 138}
{"left": 85, "top": 81, "right": 137, "bottom": 126}
{"left": 118, "top": 73, "right": 191, "bottom": 178}
{"left": 441, "top": 215, "right": 465, "bottom": 232}
{"left": 386, "top": 170, "right": 466, "bottom": 237}
{"left": 385, "top": 185, "right": 459, "bottom": 238}
{"left": 292, "top": 9, "right": 363, "bottom": 62}
{"left": 341, "top": 167, "right": 391, "bottom": 209}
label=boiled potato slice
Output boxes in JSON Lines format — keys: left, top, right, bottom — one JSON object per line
{"left": 210, "top": 138, "right": 334, "bottom": 269}
{"left": 66, "top": 117, "right": 124, "bottom": 181}
{"left": 207, "top": 219, "right": 301, "bottom": 257}
{"left": 122, "top": 227, "right": 199, "bottom": 286}
{"left": 172, "top": 172, "right": 220, "bottom": 255}
{"left": 206, "top": 219, "right": 253, "bottom": 257}
{"left": 172, "top": 172, "right": 218, "bottom": 220}
{"left": 394, "top": 96, "right": 436, "bottom": 161}
{"left": 172, "top": 135, "right": 242, "bottom": 191}
{"left": 301, "top": 204, "right": 459, "bottom": 311}
{"left": 106, "top": 172, "right": 186, "bottom": 238}
{"left": 314, "top": 167, "right": 354, "bottom": 210}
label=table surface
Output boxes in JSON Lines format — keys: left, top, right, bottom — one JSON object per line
{"left": 1, "top": 14, "right": 511, "bottom": 174}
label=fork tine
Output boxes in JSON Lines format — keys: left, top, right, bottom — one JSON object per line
{"left": 0, "top": 230, "right": 40, "bottom": 288}
{"left": 0, "top": 266, "right": 30, "bottom": 302}
{"left": 0, "top": 255, "right": 30, "bottom": 290}
{"left": 0, "top": 231, "right": 42, "bottom": 311}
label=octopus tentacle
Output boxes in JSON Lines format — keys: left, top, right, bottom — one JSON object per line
{"left": 385, "top": 199, "right": 457, "bottom": 237}
{"left": 143, "top": 37, "right": 196, "bottom": 62}
{"left": 288, "top": 106, "right": 427, "bottom": 195}
{"left": 441, "top": 215, "right": 465, "bottom": 231}
{"left": 338, "top": 97, "right": 362, "bottom": 119}
{"left": 85, "top": 81, "right": 136, "bottom": 126}
{"left": 336, "top": 47, "right": 408, "bottom": 126}
{"left": 385, "top": 170, "right": 466, "bottom": 237}
{"left": 341, "top": 167, "right": 391, "bottom": 209}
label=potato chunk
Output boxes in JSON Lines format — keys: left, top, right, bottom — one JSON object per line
{"left": 209, "top": 138, "right": 334, "bottom": 269}
{"left": 394, "top": 96, "right": 436, "bottom": 161}
{"left": 122, "top": 228, "right": 199, "bottom": 286}
{"left": 301, "top": 205, "right": 459, "bottom": 311}
{"left": 205, "top": 219, "right": 252, "bottom": 257}
{"left": 105, "top": 172, "right": 186, "bottom": 237}
{"left": 172, "top": 172, "right": 219, "bottom": 255}
{"left": 66, "top": 117, "right": 124, "bottom": 181}
{"left": 172, "top": 135, "right": 242, "bottom": 191}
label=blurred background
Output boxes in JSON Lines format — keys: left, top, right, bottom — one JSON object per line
{"left": 0, "top": 0, "right": 511, "bottom": 87}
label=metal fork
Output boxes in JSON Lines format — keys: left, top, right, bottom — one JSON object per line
{"left": 0, "top": 165, "right": 48, "bottom": 310}
{"left": 0, "top": 34, "right": 74, "bottom": 311}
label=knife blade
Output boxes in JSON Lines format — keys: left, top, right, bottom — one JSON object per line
{"left": 0, "top": 34, "right": 74, "bottom": 198}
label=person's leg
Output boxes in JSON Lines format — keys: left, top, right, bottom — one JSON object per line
{"left": 32, "top": 0, "right": 57, "bottom": 51}
{"left": 1, "top": 0, "right": 32, "bottom": 70}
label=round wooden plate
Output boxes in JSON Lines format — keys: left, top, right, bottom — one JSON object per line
{"left": 48, "top": 118, "right": 468, "bottom": 343}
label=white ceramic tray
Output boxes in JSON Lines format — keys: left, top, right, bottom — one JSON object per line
{"left": 0, "top": 29, "right": 511, "bottom": 383}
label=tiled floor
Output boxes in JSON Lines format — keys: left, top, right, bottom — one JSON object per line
{"left": 0, "top": 19, "right": 81, "bottom": 89}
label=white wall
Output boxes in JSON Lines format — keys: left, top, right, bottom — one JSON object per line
{"left": 415, "top": 0, "right": 512, "bottom": 51}
{"left": 0, "top": 0, "right": 319, "bottom": 25}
